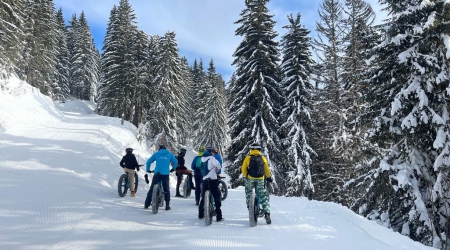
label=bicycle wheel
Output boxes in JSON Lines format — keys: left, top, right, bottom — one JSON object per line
{"left": 218, "top": 180, "right": 228, "bottom": 201}
{"left": 183, "top": 176, "right": 188, "bottom": 198}
{"left": 118, "top": 174, "right": 128, "bottom": 197}
{"left": 249, "top": 191, "right": 258, "bottom": 227}
{"left": 151, "top": 184, "right": 159, "bottom": 214}
{"left": 134, "top": 172, "right": 138, "bottom": 193}
{"left": 204, "top": 190, "right": 212, "bottom": 226}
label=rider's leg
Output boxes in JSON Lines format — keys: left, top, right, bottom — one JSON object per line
{"left": 198, "top": 179, "right": 208, "bottom": 218}
{"left": 161, "top": 175, "right": 170, "bottom": 202}
{"left": 194, "top": 174, "right": 203, "bottom": 204}
{"left": 210, "top": 179, "right": 222, "bottom": 221}
{"left": 244, "top": 178, "right": 253, "bottom": 208}
{"left": 175, "top": 171, "right": 183, "bottom": 197}
{"left": 257, "top": 179, "right": 270, "bottom": 213}
{"left": 144, "top": 174, "right": 158, "bottom": 208}
{"left": 124, "top": 168, "right": 135, "bottom": 192}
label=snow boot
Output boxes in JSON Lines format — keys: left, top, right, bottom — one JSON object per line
{"left": 130, "top": 191, "right": 135, "bottom": 197}
{"left": 165, "top": 203, "right": 171, "bottom": 210}
{"left": 264, "top": 213, "right": 271, "bottom": 224}
{"left": 195, "top": 200, "right": 199, "bottom": 206}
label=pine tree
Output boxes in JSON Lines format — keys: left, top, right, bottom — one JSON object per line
{"left": 310, "top": 0, "right": 346, "bottom": 201}
{"left": 178, "top": 57, "right": 194, "bottom": 145}
{"left": 21, "top": 0, "right": 58, "bottom": 95}
{"left": 53, "top": 8, "right": 70, "bottom": 101}
{"left": 279, "top": 13, "right": 315, "bottom": 197}
{"left": 345, "top": 0, "right": 450, "bottom": 247}
{"left": 192, "top": 59, "right": 208, "bottom": 148}
{"left": 69, "top": 11, "right": 99, "bottom": 101}
{"left": 196, "top": 59, "right": 228, "bottom": 152}
{"left": 0, "top": 0, "right": 25, "bottom": 75}
{"left": 227, "top": 0, "right": 283, "bottom": 189}
{"left": 144, "top": 31, "right": 183, "bottom": 151}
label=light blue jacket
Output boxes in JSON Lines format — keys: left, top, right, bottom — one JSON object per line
{"left": 145, "top": 149, "right": 178, "bottom": 175}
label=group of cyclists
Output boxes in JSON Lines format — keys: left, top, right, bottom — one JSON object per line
{"left": 119, "top": 143, "right": 272, "bottom": 224}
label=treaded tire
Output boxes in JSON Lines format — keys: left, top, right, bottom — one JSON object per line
{"left": 204, "top": 190, "right": 212, "bottom": 226}
{"left": 218, "top": 180, "right": 228, "bottom": 201}
{"left": 134, "top": 172, "right": 138, "bottom": 193}
{"left": 183, "top": 177, "right": 188, "bottom": 198}
{"left": 249, "top": 192, "right": 257, "bottom": 227}
{"left": 118, "top": 174, "right": 128, "bottom": 197}
{"left": 151, "top": 184, "right": 159, "bottom": 214}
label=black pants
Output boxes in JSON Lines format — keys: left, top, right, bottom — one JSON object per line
{"left": 144, "top": 174, "right": 170, "bottom": 207}
{"left": 194, "top": 174, "right": 203, "bottom": 202}
{"left": 199, "top": 179, "right": 222, "bottom": 219}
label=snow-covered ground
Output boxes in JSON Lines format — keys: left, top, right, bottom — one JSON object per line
{"left": 0, "top": 77, "right": 435, "bottom": 250}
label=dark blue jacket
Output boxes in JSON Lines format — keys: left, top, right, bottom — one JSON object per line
{"left": 191, "top": 152, "right": 203, "bottom": 176}
{"left": 214, "top": 153, "right": 223, "bottom": 174}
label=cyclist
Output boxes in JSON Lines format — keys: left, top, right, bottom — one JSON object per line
{"left": 191, "top": 146, "right": 205, "bottom": 205}
{"left": 198, "top": 145, "right": 223, "bottom": 222}
{"left": 241, "top": 143, "right": 273, "bottom": 224}
{"left": 144, "top": 144, "right": 178, "bottom": 210}
{"left": 175, "top": 148, "right": 195, "bottom": 197}
{"left": 119, "top": 148, "right": 140, "bottom": 197}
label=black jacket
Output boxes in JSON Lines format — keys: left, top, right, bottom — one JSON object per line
{"left": 120, "top": 153, "right": 140, "bottom": 170}
{"left": 176, "top": 154, "right": 187, "bottom": 171}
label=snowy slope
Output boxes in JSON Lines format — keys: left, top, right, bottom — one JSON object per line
{"left": 0, "top": 77, "right": 435, "bottom": 250}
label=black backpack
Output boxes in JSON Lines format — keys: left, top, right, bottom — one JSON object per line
{"left": 247, "top": 155, "right": 265, "bottom": 178}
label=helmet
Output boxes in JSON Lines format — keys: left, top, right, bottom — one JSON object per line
{"left": 206, "top": 145, "right": 215, "bottom": 152}
{"left": 159, "top": 144, "right": 166, "bottom": 150}
{"left": 126, "top": 148, "right": 133, "bottom": 153}
{"left": 249, "top": 143, "right": 261, "bottom": 150}
{"left": 179, "top": 148, "right": 187, "bottom": 155}
{"left": 198, "top": 146, "right": 205, "bottom": 152}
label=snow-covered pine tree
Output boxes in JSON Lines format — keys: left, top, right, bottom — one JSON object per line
{"left": 21, "top": 0, "right": 57, "bottom": 95}
{"left": 192, "top": 59, "right": 208, "bottom": 149}
{"left": 69, "top": 11, "right": 99, "bottom": 101}
{"left": 227, "top": 0, "right": 283, "bottom": 188}
{"left": 66, "top": 13, "right": 78, "bottom": 97}
{"left": 196, "top": 59, "right": 228, "bottom": 152}
{"left": 53, "top": 8, "right": 70, "bottom": 101}
{"left": 177, "top": 56, "right": 194, "bottom": 145}
{"left": 0, "top": 0, "right": 24, "bottom": 75}
{"left": 345, "top": 0, "right": 450, "bottom": 247}
{"left": 143, "top": 31, "right": 183, "bottom": 151}
{"left": 279, "top": 13, "right": 315, "bottom": 197}
{"left": 310, "top": 0, "right": 346, "bottom": 201}
{"left": 97, "top": 0, "right": 138, "bottom": 120}
{"left": 129, "top": 29, "right": 150, "bottom": 126}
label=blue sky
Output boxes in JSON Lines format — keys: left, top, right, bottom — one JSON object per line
{"left": 53, "top": 0, "right": 387, "bottom": 82}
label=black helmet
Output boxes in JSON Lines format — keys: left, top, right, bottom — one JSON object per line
{"left": 249, "top": 143, "right": 261, "bottom": 150}
{"left": 206, "top": 145, "right": 215, "bottom": 153}
{"left": 126, "top": 148, "right": 133, "bottom": 153}
{"left": 179, "top": 148, "right": 187, "bottom": 155}
{"left": 159, "top": 144, "right": 166, "bottom": 150}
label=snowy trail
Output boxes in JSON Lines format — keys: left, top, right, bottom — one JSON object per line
{"left": 0, "top": 80, "right": 435, "bottom": 249}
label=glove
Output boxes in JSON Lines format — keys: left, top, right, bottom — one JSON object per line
{"left": 175, "top": 172, "right": 179, "bottom": 177}
{"left": 266, "top": 177, "right": 273, "bottom": 183}
{"left": 170, "top": 168, "right": 175, "bottom": 173}
{"left": 144, "top": 174, "right": 149, "bottom": 184}
{"left": 136, "top": 167, "right": 140, "bottom": 172}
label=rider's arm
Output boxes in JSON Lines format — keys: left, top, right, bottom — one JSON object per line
{"left": 241, "top": 156, "right": 250, "bottom": 177}
{"left": 120, "top": 156, "right": 125, "bottom": 168}
{"left": 214, "top": 154, "right": 222, "bottom": 174}
{"left": 132, "top": 155, "right": 139, "bottom": 169}
{"left": 170, "top": 154, "right": 178, "bottom": 171}
{"left": 146, "top": 154, "right": 156, "bottom": 172}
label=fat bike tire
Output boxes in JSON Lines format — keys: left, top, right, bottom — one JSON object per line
{"left": 118, "top": 174, "right": 128, "bottom": 197}
{"left": 151, "top": 184, "right": 159, "bottom": 214}
{"left": 218, "top": 180, "right": 228, "bottom": 201}
{"left": 204, "top": 190, "right": 212, "bottom": 226}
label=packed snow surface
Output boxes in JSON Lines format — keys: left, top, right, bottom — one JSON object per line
{"left": 0, "top": 77, "right": 435, "bottom": 249}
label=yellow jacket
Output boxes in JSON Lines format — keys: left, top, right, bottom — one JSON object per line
{"left": 241, "top": 149, "right": 271, "bottom": 180}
